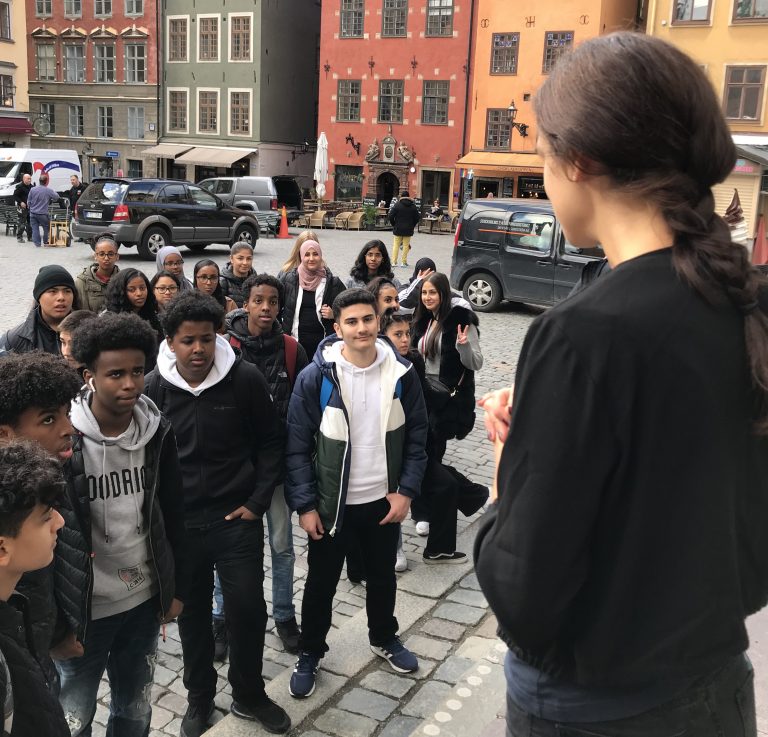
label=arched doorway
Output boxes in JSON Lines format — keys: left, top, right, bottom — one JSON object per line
{"left": 376, "top": 172, "right": 400, "bottom": 206}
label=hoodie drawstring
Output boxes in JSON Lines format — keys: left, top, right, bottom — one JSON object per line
{"left": 101, "top": 441, "right": 108, "bottom": 543}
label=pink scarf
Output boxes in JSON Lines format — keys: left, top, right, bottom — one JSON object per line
{"left": 297, "top": 240, "right": 327, "bottom": 292}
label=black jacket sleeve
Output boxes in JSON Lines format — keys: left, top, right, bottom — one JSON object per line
{"left": 396, "top": 366, "right": 428, "bottom": 498}
{"left": 474, "top": 314, "right": 614, "bottom": 653}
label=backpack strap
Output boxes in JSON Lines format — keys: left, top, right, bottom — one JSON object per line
{"left": 283, "top": 334, "right": 298, "bottom": 388}
{"left": 319, "top": 375, "right": 334, "bottom": 414}
{"left": 1, "top": 647, "right": 12, "bottom": 736}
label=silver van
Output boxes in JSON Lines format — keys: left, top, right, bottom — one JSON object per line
{"left": 198, "top": 176, "right": 303, "bottom": 217}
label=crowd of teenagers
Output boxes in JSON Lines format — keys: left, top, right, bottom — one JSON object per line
{"left": 0, "top": 228, "right": 489, "bottom": 736}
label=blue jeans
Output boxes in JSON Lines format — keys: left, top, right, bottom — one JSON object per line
{"left": 57, "top": 596, "right": 160, "bottom": 737}
{"left": 506, "top": 653, "right": 756, "bottom": 737}
{"left": 29, "top": 212, "right": 49, "bottom": 247}
{"left": 212, "top": 485, "right": 295, "bottom": 624}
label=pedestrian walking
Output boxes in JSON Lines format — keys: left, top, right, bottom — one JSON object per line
{"left": 219, "top": 243, "right": 255, "bottom": 307}
{"left": 27, "top": 173, "right": 65, "bottom": 248}
{"left": 475, "top": 32, "right": 768, "bottom": 737}
{"left": 388, "top": 191, "right": 420, "bottom": 267}
{"left": 345, "top": 239, "right": 399, "bottom": 288}
{"left": 75, "top": 234, "right": 120, "bottom": 313}
{"left": 144, "top": 292, "right": 290, "bottom": 737}
{"left": 285, "top": 288, "right": 427, "bottom": 699}
{"left": 13, "top": 173, "right": 33, "bottom": 243}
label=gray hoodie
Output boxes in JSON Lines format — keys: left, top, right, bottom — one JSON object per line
{"left": 70, "top": 393, "right": 162, "bottom": 620}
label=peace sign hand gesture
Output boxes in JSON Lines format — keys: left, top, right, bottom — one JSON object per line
{"left": 457, "top": 324, "right": 470, "bottom": 345}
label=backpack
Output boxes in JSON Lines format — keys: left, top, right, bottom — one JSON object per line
{"left": 228, "top": 333, "right": 299, "bottom": 387}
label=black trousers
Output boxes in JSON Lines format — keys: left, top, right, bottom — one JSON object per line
{"left": 418, "top": 459, "right": 459, "bottom": 556}
{"left": 17, "top": 207, "right": 31, "bottom": 239}
{"left": 300, "top": 498, "right": 400, "bottom": 655}
{"left": 178, "top": 517, "right": 268, "bottom": 708}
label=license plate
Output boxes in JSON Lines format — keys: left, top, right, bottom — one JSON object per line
{"left": 85, "top": 211, "right": 102, "bottom": 219}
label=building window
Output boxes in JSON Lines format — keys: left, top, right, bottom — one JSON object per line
{"left": 335, "top": 165, "right": 363, "bottom": 201}
{"left": 125, "top": 44, "right": 146, "bottom": 83}
{"left": 542, "top": 31, "right": 573, "bottom": 74}
{"left": 127, "top": 159, "right": 143, "bottom": 178}
{"left": 672, "top": 0, "right": 712, "bottom": 22}
{"left": 64, "top": 0, "right": 81, "bottom": 16}
{"left": 486, "top": 108, "right": 512, "bottom": 149}
{"left": 382, "top": 0, "right": 407, "bottom": 37}
{"left": 168, "top": 18, "right": 188, "bottom": 62}
{"left": 125, "top": 0, "right": 143, "bottom": 15}
{"left": 36, "top": 0, "right": 52, "bottom": 16}
{"left": 733, "top": 0, "right": 768, "bottom": 20}
{"left": 40, "top": 103, "right": 55, "bottom": 133}
{"left": 230, "top": 90, "right": 251, "bottom": 135}
{"left": 724, "top": 66, "right": 766, "bottom": 120}
{"left": 199, "top": 16, "right": 219, "bottom": 61}
{"left": 64, "top": 45, "right": 85, "bottom": 83}
{"left": 94, "top": 44, "right": 116, "bottom": 83}
{"left": 36, "top": 45, "right": 56, "bottom": 81}
{"left": 0, "top": 75, "right": 13, "bottom": 108}
{"left": 168, "top": 90, "right": 188, "bottom": 131}
{"left": 95, "top": 0, "right": 112, "bottom": 16}
{"left": 198, "top": 90, "right": 219, "bottom": 132}
{"left": 422, "top": 81, "right": 449, "bottom": 124}
{"left": 0, "top": 3, "right": 11, "bottom": 39}
{"left": 337, "top": 80, "right": 361, "bottom": 122}
{"left": 378, "top": 80, "right": 404, "bottom": 123}
{"left": 230, "top": 15, "right": 251, "bottom": 61}
{"left": 127, "top": 106, "right": 144, "bottom": 139}
{"left": 341, "top": 0, "right": 364, "bottom": 38}
{"left": 97, "top": 106, "right": 113, "bottom": 137}
{"left": 491, "top": 33, "right": 520, "bottom": 74}
{"left": 426, "top": 0, "right": 453, "bottom": 36}
{"left": 68, "top": 105, "right": 84, "bottom": 137}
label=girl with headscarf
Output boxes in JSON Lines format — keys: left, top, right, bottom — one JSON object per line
{"left": 279, "top": 239, "right": 344, "bottom": 359}
{"left": 155, "top": 246, "right": 193, "bottom": 291}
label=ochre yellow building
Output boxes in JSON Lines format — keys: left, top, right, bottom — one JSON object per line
{"left": 646, "top": 0, "right": 768, "bottom": 246}
{"left": 456, "top": 0, "right": 640, "bottom": 202}
{"left": 0, "top": 0, "right": 32, "bottom": 146}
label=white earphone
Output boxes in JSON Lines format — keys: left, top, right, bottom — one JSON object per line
{"left": 88, "top": 378, "right": 96, "bottom": 393}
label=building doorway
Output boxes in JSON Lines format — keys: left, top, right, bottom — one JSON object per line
{"left": 475, "top": 178, "right": 500, "bottom": 198}
{"left": 89, "top": 157, "right": 115, "bottom": 180}
{"left": 376, "top": 171, "right": 400, "bottom": 206}
{"left": 421, "top": 170, "right": 451, "bottom": 208}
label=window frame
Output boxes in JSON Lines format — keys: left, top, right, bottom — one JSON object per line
{"left": 197, "top": 14, "right": 221, "bottom": 63}
{"left": 340, "top": 0, "right": 364, "bottom": 38}
{"left": 68, "top": 104, "right": 84, "bottom": 137}
{"left": 422, "top": 80, "right": 449, "bottom": 125}
{"left": 723, "top": 65, "right": 766, "bottom": 120}
{"left": 40, "top": 102, "right": 55, "bottom": 133}
{"left": 63, "top": 0, "right": 82, "bottom": 17}
{"left": 94, "top": 0, "right": 112, "bottom": 17}
{"left": 167, "top": 87, "right": 189, "bottom": 133}
{"left": 94, "top": 43, "right": 116, "bottom": 84}
{"left": 732, "top": 0, "right": 768, "bottom": 21}
{"left": 334, "top": 165, "right": 364, "bottom": 201}
{"left": 485, "top": 108, "right": 512, "bottom": 150}
{"left": 382, "top": 0, "right": 408, "bottom": 38}
{"left": 127, "top": 159, "right": 143, "bottom": 178}
{"left": 228, "top": 88, "right": 252, "bottom": 136}
{"left": 167, "top": 15, "right": 189, "bottom": 63}
{"left": 0, "top": 2, "right": 11, "bottom": 40}
{"left": 490, "top": 32, "right": 520, "bottom": 75}
{"left": 228, "top": 13, "right": 253, "bottom": 63}
{"left": 63, "top": 44, "right": 86, "bottom": 83}
{"left": 426, "top": 0, "right": 454, "bottom": 37}
{"left": 337, "top": 79, "right": 362, "bottom": 122}
{"left": 36, "top": 44, "right": 57, "bottom": 81}
{"left": 197, "top": 88, "right": 220, "bottom": 135}
{"left": 0, "top": 75, "right": 14, "bottom": 108}
{"left": 378, "top": 79, "right": 404, "bottom": 123}
{"left": 127, "top": 106, "right": 145, "bottom": 139}
{"left": 124, "top": 43, "right": 146, "bottom": 83}
{"left": 671, "top": 0, "right": 713, "bottom": 24}
{"left": 97, "top": 105, "right": 113, "bottom": 138}
{"left": 542, "top": 30, "right": 574, "bottom": 74}
{"left": 125, "top": 0, "right": 143, "bottom": 16}
{"left": 36, "top": 0, "right": 52, "bottom": 17}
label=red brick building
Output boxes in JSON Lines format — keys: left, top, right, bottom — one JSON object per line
{"left": 318, "top": 0, "right": 471, "bottom": 212}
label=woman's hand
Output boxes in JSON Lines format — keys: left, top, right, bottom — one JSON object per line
{"left": 417, "top": 268, "right": 434, "bottom": 280}
{"left": 161, "top": 598, "right": 184, "bottom": 624}
{"left": 320, "top": 304, "right": 333, "bottom": 319}
{"left": 457, "top": 324, "right": 469, "bottom": 345}
{"left": 478, "top": 386, "right": 514, "bottom": 443}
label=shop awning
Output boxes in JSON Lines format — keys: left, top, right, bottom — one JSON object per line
{"left": 141, "top": 143, "right": 194, "bottom": 158}
{"left": 456, "top": 151, "right": 543, "bottom": 172}
{"left": 176, "top": 147, "right": 256, "bottom": 167}
{"left": 0, "top": 117, "right": 34, "bottom": 134}
{"left": 737, "top": 145, "right": 768, "bottom": 168}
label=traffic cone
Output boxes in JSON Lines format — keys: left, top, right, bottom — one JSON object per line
{"left": 277, "top": 205, "right": 290, "bottom": 239}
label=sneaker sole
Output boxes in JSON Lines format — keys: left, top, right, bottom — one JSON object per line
{"left": 288, "top": 680, "right": 316, "bottom": 698}
{"left": 229, "top": 703, "right": 291, "bottom": 733}
{"left": 423, "top": 554, "right": 468, "bottom": 565}
{"left": 370, "top": 645, "right": 418, "bottom": 674}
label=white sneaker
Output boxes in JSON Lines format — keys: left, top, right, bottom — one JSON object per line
{"left": 415, "top": 521, "right": 430, "bottom": 537}
{"left": 395, "top": 547, "right": 408, "bottom": 572}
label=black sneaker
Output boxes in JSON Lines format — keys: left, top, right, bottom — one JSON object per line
{"left": 180, "top": 702, "right": 214, "bottom": 737}
{"left": 423, "top": 551, "right": 468, "bottom": 565}
{"left": 230, "top": 697, "right": 290, "bottom": 733}
{"left": 275, "top": 617, "right": 301, "bottom": 654}
{"left": 370, "top": 636, "right": 419, "bottom": 673}
{"left": 212, "top": 619, "right": 228, "bottom": 662}
{"left": 289, "top": 651, "right": 321, "bottom": 698}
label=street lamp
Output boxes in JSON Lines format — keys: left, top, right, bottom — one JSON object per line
{"left": 507, "top": 100, "right": 529, "bottom": 137}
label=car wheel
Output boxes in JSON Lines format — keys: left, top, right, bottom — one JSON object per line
{"left": 464, "top": 272, "right": 502, "bottom": 312}
{"left": 137, "top": 226, "right": 169, "bottom": 260}
{"left": 232, "top": 224, "right": 257, "bottom": 247}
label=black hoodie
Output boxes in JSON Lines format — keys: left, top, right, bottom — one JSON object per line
{"left": 389, "top": 196, "right": 421, "bottom": 236}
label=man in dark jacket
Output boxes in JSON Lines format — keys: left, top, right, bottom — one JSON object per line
{"left": 13, "top": 173, "right": 32, "bottom": 243}
{"left": 0, "top": 441, "right": 71, "bottom": 737}
{"left": 388, "top": 191, "right": 421, "bottom": 268}
{"left": 144, "top": 292, "right": 290, "bottom": 737}
{"left": 224, "top": 274, "right": 307, "bottom": 654}
{"left": 65, "top": 175, "right": 87, "bottom": 211}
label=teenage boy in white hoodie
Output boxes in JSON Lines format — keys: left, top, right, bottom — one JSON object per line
{"left": 144, "top": 292, "right": 289, "bottom": 737}
{"left": 285, "top": 288, "right": 428, "bottom": 699}
{"left": 59, "top": 312, "right": 186, "bottom": 737}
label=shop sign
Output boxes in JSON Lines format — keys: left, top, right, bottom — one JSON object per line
{"left": 734, "top": 158, "right": 756, "bottom": 174}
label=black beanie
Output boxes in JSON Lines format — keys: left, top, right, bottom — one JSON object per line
{"left": 33, "top": 265, "right": 76, "bottom": 302}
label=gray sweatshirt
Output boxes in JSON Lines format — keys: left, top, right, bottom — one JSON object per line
{"left": 70, "top": 393, "right": 161, "bottom": 620}
{"left": 26, "top": 185, "right": 62, "bottom": 216}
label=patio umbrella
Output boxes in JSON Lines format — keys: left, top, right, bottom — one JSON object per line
{"left": 314, "top": 132, "right": 329, "bottom": 200}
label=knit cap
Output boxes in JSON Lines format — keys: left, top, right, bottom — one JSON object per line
{"left": 33, "top": 265, "right": 76, "bottom": 302}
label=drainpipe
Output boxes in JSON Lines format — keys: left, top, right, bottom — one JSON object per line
{"left": 459, "top": 0, "right": 476, "bottom": 207}
{"left": 156, "top": 0, "right": 163, "bottom": 176}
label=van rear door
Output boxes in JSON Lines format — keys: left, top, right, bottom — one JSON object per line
{"left": 500, "top": 211, "right": 556, "bottom": 304}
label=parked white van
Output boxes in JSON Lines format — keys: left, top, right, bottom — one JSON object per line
{"left": 0, "top": 149, "right": 82, "bottom": 204}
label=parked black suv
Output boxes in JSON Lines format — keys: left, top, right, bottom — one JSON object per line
{"left": 72, "top": 178, "right": 261, "bottom": 259}
{"left": 450, "top": 198, "right": 604, "bottom": 311}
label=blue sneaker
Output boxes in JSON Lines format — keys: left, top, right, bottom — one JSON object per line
{"left": 288, "top": 651, "right": 321, "bottom": 698}
{"left": 370, "top": 637, "right": 418, "bottom": 673}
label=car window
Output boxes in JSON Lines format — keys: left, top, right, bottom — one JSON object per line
{"left": 459, "top": 205, "right": 512, "bottom": 248}
{"left": 158, "top": 184, "right": 187, "bottom": 205}
{"left": 125, "top": 182, "right": 156, "bottom": 203}
{"left": 561, "top": 235, "right": 604, "bottom": 259}
{"left": 216, "top": 180, "right": 233, "bottom": 195}
{"left": 188, "top": 185, "right": 219, "bottom": 209}
{"left": 198, "top": 179, "right": 215, "bottom": 193}
{"left": 505, "top": 213, "right": 553, "bottom": 253}
{"left": 80, "top": 181, "right": 128, "bottom": 205}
